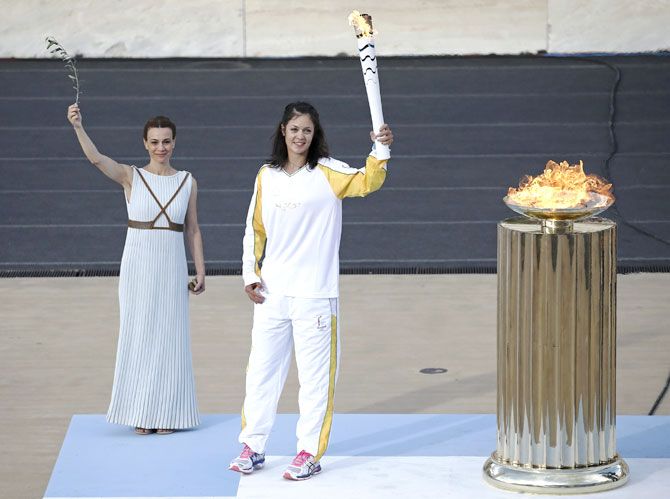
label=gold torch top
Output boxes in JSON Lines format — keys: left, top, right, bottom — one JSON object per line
{"left": 348, "top": 10, "right": 374, "bottom": 38}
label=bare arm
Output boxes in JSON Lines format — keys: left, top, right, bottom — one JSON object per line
{"left": 67, "top": 104, "right": 133, "bottom": 190}
{"left": 184, "top": 177, "right": 206, "bottom": 294}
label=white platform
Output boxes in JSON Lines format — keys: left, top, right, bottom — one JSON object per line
{"left": 44, "top": 414, "right": 670, "bottom": 498}
{"left": 238, "top": 456, "right": 669, "bottom": 499}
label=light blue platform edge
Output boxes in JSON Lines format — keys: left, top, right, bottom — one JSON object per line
{"left": 44, "top": 414, "right": 670, "bottom": 498}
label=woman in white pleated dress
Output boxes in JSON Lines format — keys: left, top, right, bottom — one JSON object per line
{"left": 67, "top": 104, "right": 205, "bottom": 434}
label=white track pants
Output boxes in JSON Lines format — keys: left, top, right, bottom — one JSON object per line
{"left": 239, "top": 293, "right": 340, "bottom": 460}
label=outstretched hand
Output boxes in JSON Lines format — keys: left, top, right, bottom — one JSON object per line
{"left": 244, "top": 282, "right": 265, "bottom": 304}
{"left": 67, "top": 103, "right": 82, "bottom": 128}
{"left": 370, "top": 124, "right": 393, "bottom": 146}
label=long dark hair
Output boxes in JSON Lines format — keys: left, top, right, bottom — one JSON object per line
{"left": 143, "top": 116, "right": 176, "bottom": 140}
{"left": 268, "top": 102, "right": 329, "bottom": 169}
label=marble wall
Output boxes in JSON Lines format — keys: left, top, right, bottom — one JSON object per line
{"left": 548, "top": 0, "right": 670, "bottom": 53}
{"left": 244, "top": 1, "right": 546, "bottom": 57}
{"left": 1, "top": 0, "right": 668, "bottom": 58}
{"left": 2, "top": 0, "right": 243, "bottom": 58}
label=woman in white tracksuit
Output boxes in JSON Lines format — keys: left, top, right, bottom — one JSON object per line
{"left": 229, "top": 101, "right": 393, "bottom": 480}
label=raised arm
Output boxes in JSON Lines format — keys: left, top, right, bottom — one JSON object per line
{"left": 318, "top": 124, "right": 394, "bottom": 199}
{"left": 67, "top": 104, "right": 133, "bottom": 190}
{"left": 184, "top": 177, "right": 206, "bottom": 295}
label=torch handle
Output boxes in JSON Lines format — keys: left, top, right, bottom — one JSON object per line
{"left": 357, "top": 36, "right": 390, "bottom": 159}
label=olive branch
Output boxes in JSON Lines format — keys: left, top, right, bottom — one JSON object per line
{"left": 45, "top": 36, "right": 81, "bottom": 104}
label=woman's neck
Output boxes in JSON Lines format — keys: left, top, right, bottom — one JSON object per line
{"left": 283, "top": 153, "right": 307, "bottom": 174}
{"left": 145, "top": 161, "right": 175, "bottom": 175}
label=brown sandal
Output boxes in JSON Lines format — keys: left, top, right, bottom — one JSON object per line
{"left": 135, "top": 427, "right": 156, "bottom": 435}
{"left": 156, "top": 429, "right": 175, "bottom": 435}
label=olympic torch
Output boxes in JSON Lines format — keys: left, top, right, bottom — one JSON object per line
{"left": 348, "top": 10, "right": 390, "bottom": 160}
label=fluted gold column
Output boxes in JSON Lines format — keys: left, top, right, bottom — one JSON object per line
{"left": 483, "top": 217, "right": 629, "bottom": 494}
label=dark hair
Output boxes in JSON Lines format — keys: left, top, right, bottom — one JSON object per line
{"left": 143, "top": 116, "right": 176, "bottom": 140}
{"left": 268, "top": 102, "right": 329, "bottom": 169}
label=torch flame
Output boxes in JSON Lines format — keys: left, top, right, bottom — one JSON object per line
{"left": 348, "top": 10, "right": 374, "bottom": 38}
{"left": 507, "top": 160, "right": 614, "bottom": 209}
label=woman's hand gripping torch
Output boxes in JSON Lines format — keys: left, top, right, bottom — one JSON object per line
{"left": 348, "top": 11, "right": 390, "bottom": 160}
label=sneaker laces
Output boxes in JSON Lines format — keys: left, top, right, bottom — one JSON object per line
{"left": 291, "top": 450, "right": 313, "bottom": 466}
{"left": 240, "top": 444, "right": 254, "bottom": 459}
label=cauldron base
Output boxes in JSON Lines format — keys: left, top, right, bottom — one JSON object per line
{"left": 483, "top": 456, "right": 629, "bottom": 495}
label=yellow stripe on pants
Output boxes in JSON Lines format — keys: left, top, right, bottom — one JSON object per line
{"left": 315, "top": 313, "right": 338, "bottom": 461}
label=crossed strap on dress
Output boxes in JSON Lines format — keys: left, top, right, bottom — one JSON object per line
{"left": 127, "top": 167, "right": 191, "bottom": 232}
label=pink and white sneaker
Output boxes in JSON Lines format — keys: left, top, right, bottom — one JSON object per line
{"left": 229, "top": 444, "right": 265, "bottom": 474}
{"left": 283, "top": 450, "right": 322, "bottom": 480}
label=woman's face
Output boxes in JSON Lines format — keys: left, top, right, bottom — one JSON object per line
{"left": 144, "top": 127, "right": 175, "bottom": 164}
{"left": 282, "top": 113, "right": 314, "bottom": 157}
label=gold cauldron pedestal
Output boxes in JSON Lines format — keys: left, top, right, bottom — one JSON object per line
{"left": 483, "top": 216, "right": 629, "bottom": 494}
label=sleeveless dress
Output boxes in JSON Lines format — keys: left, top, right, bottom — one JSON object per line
{"left": 106, "top": 167, "right": 200, "bottom": 429}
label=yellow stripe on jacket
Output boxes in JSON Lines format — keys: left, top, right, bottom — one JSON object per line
{"left": 242, "top": 165, "right": 268, "bottom": 286}
{"left": 251, "top": 170, "right": 266, "bottom": 278}
{"left": 318, "top": 155, "right": 387, "bottom": 199}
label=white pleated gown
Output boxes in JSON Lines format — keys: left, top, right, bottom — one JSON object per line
{"left": 107, "top": 168, "right": 200, "bottom": 429}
